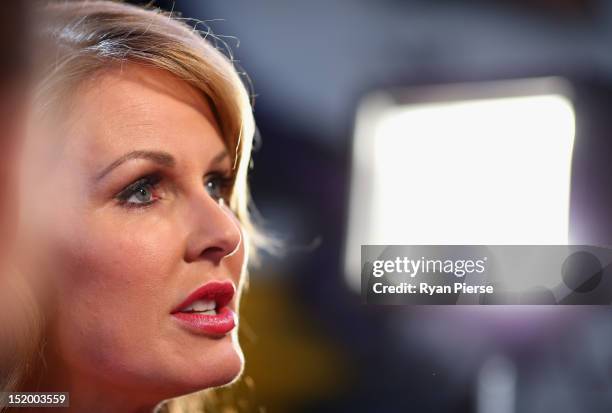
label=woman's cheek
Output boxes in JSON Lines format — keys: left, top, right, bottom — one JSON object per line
{"left": 50, "top": 216, "right": 179, "bottom": 371}
{"left": 68, "top": 217, "right": 171, "bottom": 280}
{"left": 52, "top": 213, "right": 178, "bottom": 322}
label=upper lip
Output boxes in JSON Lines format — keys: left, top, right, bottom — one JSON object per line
{"left": 171, "top": 280, "right": 235, "bottom": 314}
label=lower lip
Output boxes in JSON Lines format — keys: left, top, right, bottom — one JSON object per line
{"left": 172, "top": 307, "right": 236, "bottom": 336}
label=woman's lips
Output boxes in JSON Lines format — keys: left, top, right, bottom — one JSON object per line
{"left": 171, "top": 280, "right": 236, "bottom": 336}
{"left": 172, "top": 307, "right": 236, "bottom": 336}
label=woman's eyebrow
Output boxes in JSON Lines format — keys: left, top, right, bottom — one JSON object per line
{"left": 96, "top": 150, "right": 175, "bottom": 181}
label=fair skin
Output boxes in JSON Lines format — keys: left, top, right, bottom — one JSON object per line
{"left": 19, "top": 65, "right": 246, "bottom": 412}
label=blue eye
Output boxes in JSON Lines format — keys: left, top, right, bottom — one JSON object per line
{"left": 116, "top": 175, "right": 161, "bottom": 207}
{"left": 205, "top": 173, "right": 232, "bottom": 203}
{"left": 127, "top": 184, "right": 154, "bottom": 204}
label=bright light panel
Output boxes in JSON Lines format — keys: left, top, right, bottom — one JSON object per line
{"left": 345, "top": 84, "right": 576, "bottom": 291}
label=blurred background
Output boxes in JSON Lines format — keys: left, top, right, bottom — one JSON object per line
{"left": 131, "top": 1, "right": 612, "bottom": 412}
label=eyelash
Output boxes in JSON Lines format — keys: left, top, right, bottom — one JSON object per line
{"left": 115, "top": 171, "right": 234, "bottom": 209}
{"left": 116, "top": 174, "right": 162, "bottom": 208}
{"left": 204, "top": 171, "right": 234, "bottom": 204}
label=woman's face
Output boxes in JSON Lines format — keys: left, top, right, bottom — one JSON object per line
{"left": 21, "top": 65, "right": 246, "bottom": 400}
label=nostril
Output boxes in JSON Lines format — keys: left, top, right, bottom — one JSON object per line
{"left": 201, "top": 246, "right": 228, "bottom": 263}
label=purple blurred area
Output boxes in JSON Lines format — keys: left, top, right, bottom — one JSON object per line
{"left": 135, "top": 1, "right": 612, "bottom": 412}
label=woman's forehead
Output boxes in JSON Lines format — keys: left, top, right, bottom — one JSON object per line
{"left": 74, "top": 64, "right": 219, "bottom": 132}
{"left": 51, "top": 65, "right": 228, "bottom": 170}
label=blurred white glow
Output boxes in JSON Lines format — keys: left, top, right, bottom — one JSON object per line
{"left": 345, "top": 82, "right": 575, "bottom": 291}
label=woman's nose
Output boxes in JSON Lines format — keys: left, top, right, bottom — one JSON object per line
{"left": 183, "top": 191, "right": 242, "bottom": 264}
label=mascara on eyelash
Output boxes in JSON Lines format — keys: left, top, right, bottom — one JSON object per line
{"left": 205, "top": 173, "right": 234, "bottom": 199}
{"left": 116, "top": 175, "right": 161, "bottom": 202}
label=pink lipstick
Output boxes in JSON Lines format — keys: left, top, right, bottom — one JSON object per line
{"left": 171, "top": 280, "right": 236, "bottom": 336}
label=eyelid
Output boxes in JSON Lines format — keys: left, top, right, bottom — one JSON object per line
{"left": 205, "top": 170, "right": 234, "bottom": 200}
{"left": 205, "top": 168, "right": 234, "bottom": 184}
{"left": 115, "top": 173, "right": 162, "bottom": 202}
{"left": 112, "top": 168, "right": 234, "bottom": 208}
{"left": 206, "top": 166, "right": 233, "bottom": 177}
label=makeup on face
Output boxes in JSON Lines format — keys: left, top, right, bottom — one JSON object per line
{"left": 93, "top": 148, "right": 234, "bottom": 211}
{"left": 171, "top": 280, "right": 237, "bottom": 337}
{"left": 20, "top": 66, "right": 248, "bottom": 401}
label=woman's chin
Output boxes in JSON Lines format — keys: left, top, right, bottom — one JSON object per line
{"left": 176, "top": 338, "right": 245, "bottom": 394}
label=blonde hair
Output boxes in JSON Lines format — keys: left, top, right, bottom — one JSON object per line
{"left": 10, "top": 1, "right": 265, "bottom": 411}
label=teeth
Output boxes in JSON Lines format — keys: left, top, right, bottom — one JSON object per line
{"left": 182, "top": 299, "right": 216, "bottom": 313}
{"left": 200, "top": 309, "right": 216, "bottom": 315}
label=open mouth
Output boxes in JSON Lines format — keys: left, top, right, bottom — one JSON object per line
{"left": 179, "top": 298, "right": 218, "bottom": 315}
{"left": 171, "top": 280, "right": 236, "bottom": 336}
